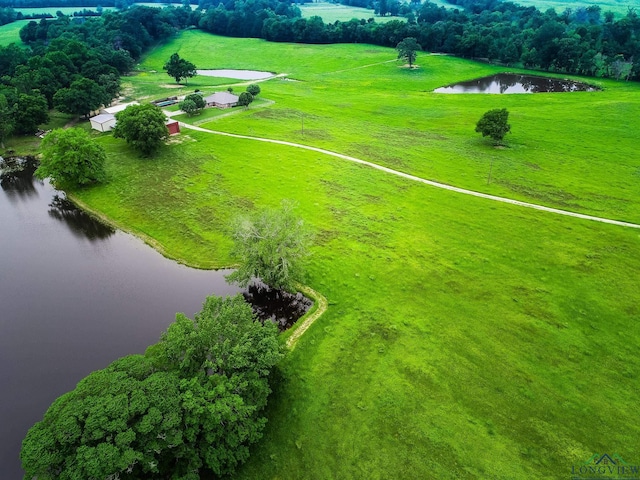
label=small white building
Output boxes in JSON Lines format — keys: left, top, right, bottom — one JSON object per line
{"left": 100, "top": 101, "right": 139, "bottom": 115}
{"left": 90, "top": 113, "right": 116, "bottom": 132}
{"left": 204, "top": 92, "right": 239, "bottom": 109}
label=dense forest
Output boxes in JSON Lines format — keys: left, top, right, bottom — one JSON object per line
{"left": 0, "top": 0, "right": 638, "bottom": 134}
{"left": 0, "top": 5, "right": 198, "bottom": 137}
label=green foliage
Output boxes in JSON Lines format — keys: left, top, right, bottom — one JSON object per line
{"left": 53, "top": 77, "right": 108, "bottom": 118}
{"left": 396, "top": 37, "right": 421, "bottom": 67}
{"left": 14, "top": 92, "right": 48, "bottom": 134}
{"left": 179, "top": 98, "right": 197, "bottom": 115}
{"left": 227, "top": 201, "right": 312, "bottom": 291}
{"left": 0, "top": 93, "right": 14, "bottom": 147}
{"left": 113, "top": 103, "right": 168, "bottom": 156}
{"left": 36, "top": 128, "right": 107, "bottom": 187}
{"left": 163, "top": 52, "right": 197, "bottom": 84}
{"left": 246, "top": 83, "right": 261, "bottom": 96}
{"left": 475, "top": 108, "right": 511, "bottom": 145}
{"left": 21, "top": 356, "right": 184, "bottom": 480}
{"left": 238, "top": 91, "right": 254, "bottom": 108}
{"left": 21, "top": 295, "right": 283, "bottom": 480}
{"left": 179, "top": 93, "right": 205, "bottom": 115}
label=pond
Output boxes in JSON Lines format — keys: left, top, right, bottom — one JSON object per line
{"left": 433, "top": 73, "right": 599, "bottom": 94}
{"left": 196, "top": 69, "right": 275, "bottom": 80}
{"left": 0, "top": 157, "right": 309, "bottom": 478}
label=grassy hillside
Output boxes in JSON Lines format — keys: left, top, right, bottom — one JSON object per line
{"left": 74, "top": 31, "right": 640, "bottom": 479}
{"left": 0, "top": 20, "right": 28, "bottom": 46}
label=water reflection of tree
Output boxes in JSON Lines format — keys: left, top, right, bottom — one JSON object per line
{"left": 0, "top": 157, "right": 40, "bottom": 199}
{"left": 242, "top": 280, "right": 312, "bottom": 331}
{"left": 48, "top": 195, "right": 115, "bottom": 241}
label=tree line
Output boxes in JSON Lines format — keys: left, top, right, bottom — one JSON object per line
{"left": 194, "top": 0, "right": 639, "bottom": 80}
{"left": 0, "top": 5, "right": 198, "bottom": 141}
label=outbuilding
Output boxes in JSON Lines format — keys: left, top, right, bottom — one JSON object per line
{"left": 100, "top": 102, "right": 139, "bottom": 115}
{"left": 204, "top": 92, "right": 239, "bottom": 109}
{"left": 166, "top": 120, "right": 180, "bottom": 135}
{"left": 90, "top": 113, "right": 116, "bottom": 132}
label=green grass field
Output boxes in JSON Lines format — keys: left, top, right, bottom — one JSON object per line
{"left": 67, "top": 31, "right": 640, "bottom": 479}
{"left": 0, "top": 20, "right": 28, "bottom": 46}
{"left": 299, "top": 2, "right": 406, "bottom": 23}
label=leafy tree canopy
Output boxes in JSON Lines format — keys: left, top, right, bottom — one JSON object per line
{"left": 396, "top": 37, "right": 422, "bottom": 68}
{"left": 475, "top": 108, "right": 511, "bottom": 145}
{"left": 238, "top": 91, "right": 254, "bottom": 108}
{"left": 53, "top": 77, "right": 108, "bottom": 118}
{"left": 36, "top": 128, "right": 107, "bottom": 187}
{"left": 22, "top": 295, "right": 283, "bottom": 480}
{"left": 14, "top": 92, "right": 49, "bottom": 134}
{"left": 163, "top": 53, "right": 197, "bottom": 84}
{"left": 246, "top": 84, "right": 261, "bottom": 96}
{"left": 226, "top": 201, "right": 312, "bottom": 291}
{"left": 179, "top": 93, "right": 205, "bottom": 115}
{"left": 113, "top": 103, "right": 168, "bottom": 156}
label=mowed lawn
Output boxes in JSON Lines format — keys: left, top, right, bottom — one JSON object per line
{"left": 72, "top": 31, "right": 640, "bottom": 480}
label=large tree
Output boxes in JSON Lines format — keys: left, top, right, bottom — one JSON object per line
{"left": 238, "top": 91, "right": 254, "bottom": 108}
{"left": 14, "top": 92, "right": 49, "bottom": 134}
{"left": 396, "top": 37, "right": 422, "bottom": 68}
{"left": 0, "top": 94, "right": 14, "bottom": 148}
{"left": 113, "top": 103, "right": 168, "bottom": 156}
{"left": 475, "top": 108, "right": 511, "bottom": 145}
{"left": 179, "top": 93, "right": 205, "bottom": 116}
{"left": 163, "top": 53, "right": 197, "bottom": 84}
{"left": 36, "top": 128, "right": 107, "bottom": 187}
{"left": 226, "top": 201, "right": 312, "bottom": 291}
{"left": 53, "top": 77, "right": 109, "bottom": 118}
{"left": 21, "top": 295, "right": 283, "bottom": 480}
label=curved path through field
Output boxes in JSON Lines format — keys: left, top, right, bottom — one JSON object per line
{"left": 179, "top": 123, "right": 640, "bottom": 230}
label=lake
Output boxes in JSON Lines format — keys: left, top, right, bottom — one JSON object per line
{"left": 0, "top": 157, "right": 302, "bottom": 477}
{"left": 433, "top": 73, "right": 600, "bottom": 94}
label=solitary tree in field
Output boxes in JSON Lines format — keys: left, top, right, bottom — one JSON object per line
{"left": 36, "top": 128, "right": 107, "bottom": 186}
{"left": 475, "top": 108, "right": 511, "bottom": 145}
{"left": 226, "top": 201, "right": 312, "bottom": 292}
{"left": 163, "top": 53, "right": 197, "bottom": 84}
{"left": 396, "top": 37, "right": 422, "bottom": 68}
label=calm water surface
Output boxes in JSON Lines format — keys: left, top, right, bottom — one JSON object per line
{"left": 434, "top": 73, "right": 599, "bottom": 94}
{"left": 0, "top": 157, "right": 282, "bottom": 477}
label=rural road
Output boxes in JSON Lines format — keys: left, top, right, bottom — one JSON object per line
{"left": 179, "top": 123, "right": 640, "bottom": 230}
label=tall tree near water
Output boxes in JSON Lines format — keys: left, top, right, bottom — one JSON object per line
{"left": 21, "top": 295, "right": 283, "bottom": 480}
{"left": 226, "top": 201, "right": 312, "bottom": 292}
{"left": 36, "top": 128, "right": 107, "bottom": 187}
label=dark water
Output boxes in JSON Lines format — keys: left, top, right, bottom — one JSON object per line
{"left": 0, "top": 157, "right": 309, "bottom": 478}
{"left": 433, "top": 73, "right": 599, "bottom": 94}
{"left": 244, "top": 281, "right": 313, "bottom": 330}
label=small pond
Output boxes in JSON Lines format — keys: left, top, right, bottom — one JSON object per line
{"left": 433, "top": 73, "right": 599, "bottom": 94}
{"left": 196, "top": 69, "right": 275, "bottom": 80}
{"left": 0, "top": 156, "right": 310, "bottom": 478}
